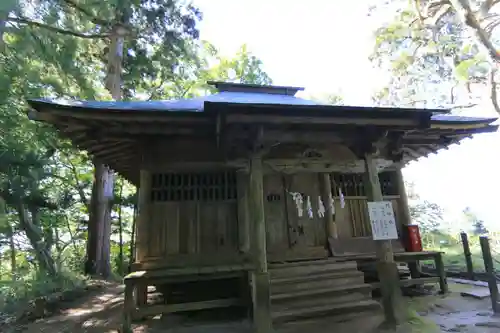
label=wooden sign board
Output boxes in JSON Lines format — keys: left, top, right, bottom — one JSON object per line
{"left": 367, "top": 201, "right": 398, "bottom": 240}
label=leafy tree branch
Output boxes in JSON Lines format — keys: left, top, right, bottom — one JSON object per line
{"left": 7, "top": 16, "right": 109, "bottom": 39}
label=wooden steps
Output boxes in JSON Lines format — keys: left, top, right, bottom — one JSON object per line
{"left": 272, "top": 299, "right": 380, "bottom": 323}
{"left": 269, "top": 259, "right": 380, "bottom": 324}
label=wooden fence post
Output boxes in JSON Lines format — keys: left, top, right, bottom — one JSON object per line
{"left": 479, "top": 236, "right": 499, "bottom": 314}
{"left": 460, "top": 232, "right": 474, "bottom": 280}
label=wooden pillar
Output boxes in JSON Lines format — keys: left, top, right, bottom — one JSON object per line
{"left": 394, "top": 167, "right": 420, "bottom": 278}
{"left": 249, "top": 155, "right": 272, "bottom": 333}
{"left": 394, "top": 167, "right": 411, "bottom": 226}
{"left": 136, "top": 169, "right": 152, "bottom": 262}
{"left": 135, "top": 169, "right": 151, "bottom": 307}
{"left": 363, "top": 154, "right": 403, "bottom": 327}
{"left": 480, "top": 236, "right": 499, "bottom": 313}
{"left": 237, "top": 171, "right": 251, "bottom": 253}
{"left": 320, "top": 173, "right": 337, "bottom": 239}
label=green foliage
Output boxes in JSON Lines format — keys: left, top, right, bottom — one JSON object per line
{"left": 0, "top": 0, "right": 273, "bottom": 307}
{"left": 463, "top": 207, "right": 488, "bottom": 235}
{"left": 406, "top": 182, "right": 443, "bottom": 233}
{"left": 0, "top": 270, "right": 87, "bottom": 313}
{"left": 370, "top": 0, "right": 488, "bottom": 108}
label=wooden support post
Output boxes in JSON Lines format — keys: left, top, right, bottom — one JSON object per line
{"left": 394, "top": 167, "right": 411, "bottom": 227}
{"left": 320, "top": 173, "right": 337, "bottom": 240}
{"left": 480, "top": 236, "right": 499, "bottom": 314}
{"left": 363, "top": 154, "right": 403, "bottom": 327}
{"left": 249, "top": 155, "right": 272, "bottom": 333}
{"left": 394, "top": 167, "right": 420, "bottom": 278}
{"left": 135, "top": 169, "right": 151, "bottom": 307}
{"left": 237, "top": 171, "right": 251, "bottom": 253}
{"left": 136, "top": 169, "right": 151, "bottom": 262}
{"left": 122, "top": 280, "right": 134, "bottom": 333}
{"left": 434, "top": 253, "right": 448, "bottom": 294}
{"left": 460, "top": 232, "right": 474, "bottom": 281}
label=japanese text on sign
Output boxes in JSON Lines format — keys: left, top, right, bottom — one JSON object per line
{"left": 367, "top": 201, "right": 398, "bottom": 240}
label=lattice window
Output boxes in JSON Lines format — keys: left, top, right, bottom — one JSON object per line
{"left": 151, "top": 171, "right": 237, "bottom": 202}
{"left": 266, "top": 193, "right": 282, "bottom": 202}
{"left": 332, "top": 171, "right": 397, "bottom": 196}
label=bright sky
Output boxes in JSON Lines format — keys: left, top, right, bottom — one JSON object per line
{"left": 194, "top": 0, "right": 500, "bottom": 231}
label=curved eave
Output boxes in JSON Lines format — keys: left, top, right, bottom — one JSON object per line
{"left": 401, "top": 124, "right": 498, "bottom": 164}
{"left": 27, "top": 97, "right": 498, "bottom": 181}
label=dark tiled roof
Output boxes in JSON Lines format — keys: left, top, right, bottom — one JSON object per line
{"left": 27, "top": 81, "right": 497, "bottom": 125}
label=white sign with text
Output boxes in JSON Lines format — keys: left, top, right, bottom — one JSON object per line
{"left": 367, "top": 201, "right": 398, "bottom": 240}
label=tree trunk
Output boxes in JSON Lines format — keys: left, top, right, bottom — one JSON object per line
{"left": 85, "top": 173, "right": 99, "bottom": 275}
{"left": 100, "top": 170, "right": 113, "bottom": 278}
{"left": 85, "top": 163, "right": 112, "bottom": 278}
{"left": 8, "top": 224, "right": 16, "bottom": 280}
{"left": 16, "top": 201, "right": 57, "bottom": 277}
{"left": 55, "top": 226, "right": 62, "bottom": 271}
{"left": 85, "top": 13, "right": 125, "bottom": 279}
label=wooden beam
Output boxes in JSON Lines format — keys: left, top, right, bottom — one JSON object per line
{"left": 34, "top": 108, "right": 210, "bottom": 123}
{"left": 134, "top": 298, "right": 244, "bottom": 318}
{"left": 226, "top": 114, "right": 422, "bottom": 127}
{"left": 227, "top": 128, "right": 345, "bottom": 144}
{"left": 91, "top": 143, "right": 135, "bottom": 158}
{"left": 95, "top": 125, "right": 204, "bottom": 136}
{"left": 363, "top": 153, "right": 404, "bottom": 327}
{"left": 248, "top": 154, "right": 272, "bottom": 333}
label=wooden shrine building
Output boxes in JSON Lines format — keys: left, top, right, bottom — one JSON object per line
{"left": 27, "top": 82, "right": 498, "bottom": 332}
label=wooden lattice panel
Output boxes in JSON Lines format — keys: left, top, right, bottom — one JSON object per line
{"left": 331, "top": 171, "right": 397, "bottom": 197}
{"left": 331, "top": 171, "right": 400, "bottom": 238}
{"left": 151, "top": 171, "right": 237, "bottom": 202}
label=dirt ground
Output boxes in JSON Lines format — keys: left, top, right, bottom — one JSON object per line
{"left": 4, "top": 281, "right": 500, "bottom": 333}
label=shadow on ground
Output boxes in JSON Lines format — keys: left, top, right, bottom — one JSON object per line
{"left": 6, "top": 282, "right": 500, "bottom": 333}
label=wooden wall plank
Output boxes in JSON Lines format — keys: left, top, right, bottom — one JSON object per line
{"left": 334, "top": 200, "right": 353, "bottom": 238}
{"left": 263, "top": 174, "right": 288, "bottom": 252}
{"left": 199, "top": 202, "right": 217, "bottom": 253}
{"left": 216, "top": 203, "right": 228, "bottom": 251}
{"left": 228, "top": 203, "right": 239, "bottom": 250}
{"left": 165, "top": 203, "right": 180, "bottom": 254}
{"left": 188, "top": 202, "right": 199, "bottom": 254}
{"left": 178, "top": 203, "right": 190, "bottom": 254}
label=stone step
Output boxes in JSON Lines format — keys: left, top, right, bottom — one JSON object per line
{"left": 269, "top": 260, "right": 357, "bottom": 279}
{"left": 271, "top": 283, "right": 372, "bottom": 305}
{"left": 271, "top": 273, "right": 365, "bottom": 295}
{"left": 272, "top": 299, "right": 381, "bottom": 324}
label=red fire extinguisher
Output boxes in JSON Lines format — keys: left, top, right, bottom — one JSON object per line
{"left": 403, "top": 225, "right": 423, "bottom": 252}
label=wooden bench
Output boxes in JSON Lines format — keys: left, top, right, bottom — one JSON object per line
{"left": 122, "top": 263, "right": 254, "bottom": 333}
{"left": 328, "top": 237, "right": 448, "bottom": 294}
{"left": 334, "top": 251, "right": 448, "bottom": 294}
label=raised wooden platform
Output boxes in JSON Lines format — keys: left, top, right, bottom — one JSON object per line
{"left": 332, "top": 251, "right": 449, "bottom": 294}
{"left": 269, "top": 259, "right": 380, "bottom": 323}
